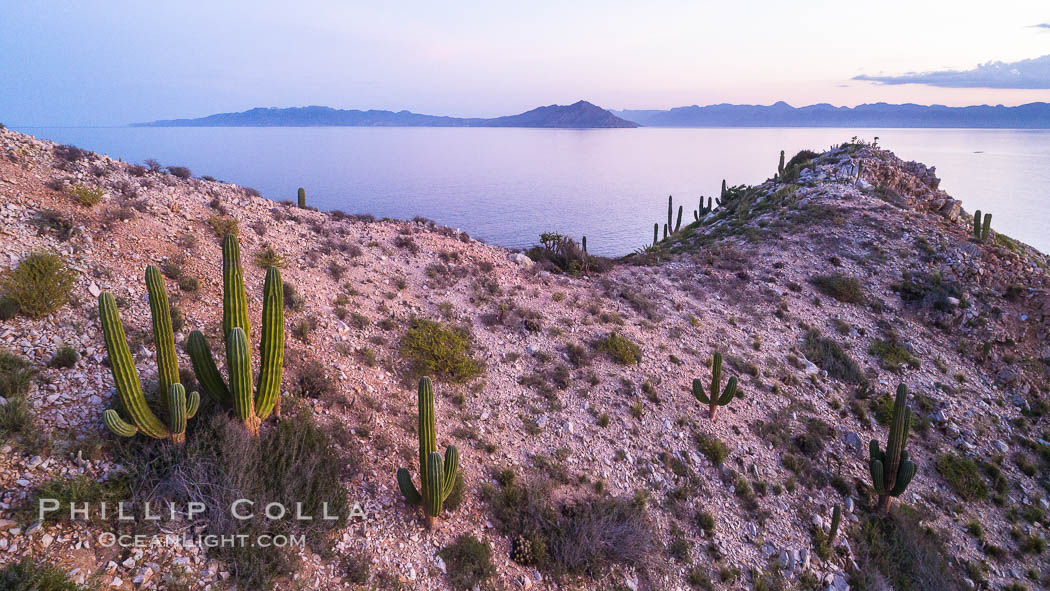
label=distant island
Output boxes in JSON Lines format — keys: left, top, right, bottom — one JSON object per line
{"left": 135, "top": 100, "right": 1050, "bottom": 129}
{"left": 133, "top": 100, "right": 639, "bottom": 129}
{"left": 614, "top": 101, "right": 1050, "bottom": 128}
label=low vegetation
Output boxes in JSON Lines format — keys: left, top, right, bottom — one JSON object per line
{"left": 400, "top": 318, "right": 483, "bottom": 382}
{"left": 596, "top": 332, "right": 642, "bottom": 365}
{"left": 483, "top": 472, "right": 656, "bottom": 580}
{"left": 1, "top": 252, "right": 76, "bottom": 319}
{"left": 439, "top": 535, "right": 496, "bottom": 591}
{"left": 0, "top": 558, "right": 88, "bottom": 591}
{"left": 809, "top": 273, "right": 865, "bottom": 304}
{"left": 803, "top": 329, "right": 864, "bottom": 383}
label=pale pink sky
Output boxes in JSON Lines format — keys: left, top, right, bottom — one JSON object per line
{"left": 2, "top": 0, "right": 1048, "bottom": 124}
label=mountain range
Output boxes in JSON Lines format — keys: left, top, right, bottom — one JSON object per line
{"left": 134, "top": 100, "right": 1050, "bottom": 129}
{"left": 614, "top": 101, "right": 1050, "bottom": 128}
{"left": 133, "top": 100, "right": 639, "bottom": 128}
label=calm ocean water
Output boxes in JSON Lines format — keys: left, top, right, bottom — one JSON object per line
{"left": 15, "top": 126, "right": 1050, "bottom": 256}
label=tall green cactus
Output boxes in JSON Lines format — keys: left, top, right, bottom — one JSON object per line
{"left": 652, "top": 223, "right": 658, "bottom": 248}
{"left": 396, "top": 377, "right": 460, "bottom": 529}
{"left": 98, "top": 268, "right": 198, "bottom": 444}
{"left": 297, "top": 187, "right": 306, "bottom": 208}
{"left": 972, "top": 210, "right": 982, "bottom": 240}
{"left": 828, "top": 504, "right": 841, "bottom": 544}
{"left": 675, "top": 205, "right": 683, "bottom": 233}
{"left": 869, "top": 383, "right": 917, "bottom": 516}
{"left": 981, "top": 212, "right": 992, "bottom": 242}
{"left": 667, "top": 195, "right": 673, "bottom": 237}
{"left": 721, "top": 180, "right": 727, "bottom": 199}
{"left": 693, "top": 352, "right": 737, "bottom": 420}
{"left": 187, "top": 234, "right": 285, "bottom": 435}
{"left": 778, "top": 150, "right": 785, "bottom": 177}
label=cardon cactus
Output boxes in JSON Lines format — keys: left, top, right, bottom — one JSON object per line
{"left": 186, "top": 234, "right": 285, "bottom": 435}
{"left": 829, "top": 504, "right": 841, "bottom": 544}
{"left": 778, "top": 150, "right": 785, "bottom": 177}
{"left": 98, "top": 267, "right": 198, "bottom": 444}
{"left": 869, "top": 383, "right": 917, "bottom": 516}
{"left": 297, "top": 187, "right": 306, "bottom": 208}
{"left": 652, "top": 223, "right": 658, "bottom": 247}
{"left": 396, "top": 377, "right": 460, "bottom": 528}
{"left": 693, "top": 352, "right": 737, "bottom": 420}
{"left": 667, "top": 195, "right": 673, "bottom": 236}
{"left": 972, "top": 210, "right": 982, "bottom": 240}
{"left": 980, "top": 212, "right": 992, "bottom": 242}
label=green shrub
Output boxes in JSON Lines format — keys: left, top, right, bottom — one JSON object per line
{"left": 803, "top": 329, "right": 864, "bottom": 383}
{"left": 439, "top": 535, "right": 496, "bottom": 591}
{"left": 895, "top": 271, "right": 963, "bottom": 312}
{"left": 1, "top": 252, "right": 76, "bottom": 318}
{"left": 935, "top": 454, "right": 987, "bottom": 501}
{"left": 67, "top": 184, "right": 103, "bottom": 207}
{"left": 0, "top": 296, "right": 19, "bottom": 320}
{"left": 252, "top": 245, "right": 287, "bottom": 268}
{"left": 22, "top": 474, "right": 130, "bottom": 524}
{"left": 400, "top": 318, "right": 483, "bottom": 382}
{"left": 695, "top": 432, "right": 729, "bottom": 466}
{"left": 596, "top": 332, "right": 641, "bottom": 365}
{"left": 0, "top": 350, "right": 36, "bottom": 442}
{"left": 207, "top": 215, "right": 239, "bottom": 238}
{"left": 809, "top": 274, "right": 865, "bottom": 304}
{"left": 0, "top": 558, "right": 88, "bottom": 591}
{"left": 48, "top": 345, "right": 80, "bottom": 369}
{"left": 0, "top": 350, "right": 35, "bottom": 399}
{"left": 869, "top": 338, "right": 920, "bottom": 371}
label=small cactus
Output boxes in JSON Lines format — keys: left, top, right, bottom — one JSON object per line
{"left": 778, "top": 150, "right": 785, "bottom": 177}
{"left": 981, "top": 212, "right": 992, "bottom": 242}
{"left": 510, "top": 535, "right": 534, "bottom": 565}
{"left": 721, "top": 179, "right": 727, "bottom": 199}
{"left": 98, "top": 267, "right": 198, "bottom": 444}
{"left": 829, "top": 504, "right": 841, "bottom": 544}
{"left": 297, "top": 187, "right": 306, "bottom": 208}
{"left": 652, "top": 223, "right": 658, "bottom": 248}
{"left": 973, "top": 210, "right": 982, "bottom": 240}
{"left": 396, "top": 377, "right": 460, "bottom": 528}
{"left": 869, "top": 383, "right": 917, "bottom": 516}
{"left": 693, "top": 352, "right": 737, "bottom": 420}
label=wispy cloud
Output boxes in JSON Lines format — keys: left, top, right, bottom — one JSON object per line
{"left": 1031, "top": 23, "right": 1050, "bottom": 29}
{"left": 854, "top": 54, "right": 1050, "bottom": 89}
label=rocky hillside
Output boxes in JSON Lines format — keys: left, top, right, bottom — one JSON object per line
{"left": 0, "top": 127, "right": 1048, "bottom": 591}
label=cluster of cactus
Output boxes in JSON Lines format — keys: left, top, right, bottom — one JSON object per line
{"left": 99, "top": 266, "right": 199, "bottom": 444}
{"left": 693, "top": 352, "right": 738, "bottom": 420}
{"left": 297, "top": 187, "right": 306, "bottom": 208}
{"left": 828, "top": 504, "right": 841, "bottom": 544}
{"left": 973, "top": 210, "right": 992, "bottom": 242}
{"left": 662, "top": 195, "right": 683, "bottom": 240}
{"left": 693, "top": 196, "right": 713, "bottom": 221}
{"left": 397, "top": 377, "right": 461, "bottom": 528}
{"left": 511, "top": 535, "right": 534, "bottom": 565}
{"left": 186, "top": 233, "right": 285, "bottom": 436}
{"left": 869, "top": 383, "right": 918, "bottom": 516}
